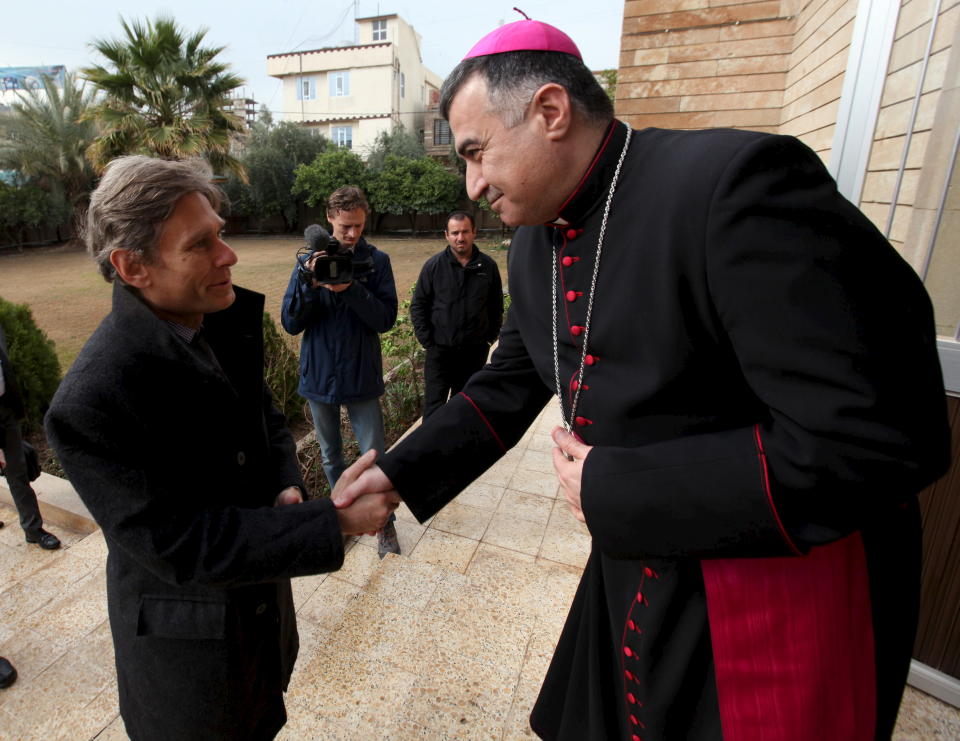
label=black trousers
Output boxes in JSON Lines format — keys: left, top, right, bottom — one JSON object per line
{"left": 422, "top": 343, "right": 490, "bottom": 419}
{"left": 0, "top": 403, "right": 43, "bottom": 533}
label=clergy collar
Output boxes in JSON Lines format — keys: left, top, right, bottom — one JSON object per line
{"left": 548, "top": 119, "right": 627, "bottom": 229}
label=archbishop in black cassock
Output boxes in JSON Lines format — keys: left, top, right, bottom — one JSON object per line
{"left": 337, "top": 18, "right": 950, "bottom": 741}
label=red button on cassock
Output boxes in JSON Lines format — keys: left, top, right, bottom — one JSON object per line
{"left": 584, "top": 354, "right": 596, "bottom": 365}
{"left": 623, "top": 646, "right": 633, "bottom": 658}
{"left": 575, "top": 416, "right": 591, "bottom": 427}
{"left": 566, "top": 228, "right": 578, "bottom": 240}
{"left": 570, "top": 325, "right": 583, "bottom": 336}
{"left": 624, "top": 670, "right": 634, "bottom": 681}
{"left": 627, "top": 693, "right": 636, "bottom": 704}
{"left": 561, "top": 256, "right": 574, "bottom": 267}
{"left": 566, "top": 290, "right": 578, "bottom": 302}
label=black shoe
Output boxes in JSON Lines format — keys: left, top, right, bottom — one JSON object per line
{"left": 0, "top": 657, "right": 16, "bottom": 689}
{"left": 25, "top": 529, "right": 60, "bottom": 550}
{"left": 377, "top": 520, "right": 401, "bottom": 559}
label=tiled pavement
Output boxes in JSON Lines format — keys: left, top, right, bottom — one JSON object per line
{"left": 1, "top": 400, "right": 958, "bottom": 740}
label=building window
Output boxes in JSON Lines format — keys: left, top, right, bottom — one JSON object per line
{"left": 400, "top": 72, "right": 405, "bottom": 99}
{"left": 295, "top": 76, "right": 316, "bottom": 101}
{"left": 332, "top": 126, "right": 353, "bottom": 149}
{"left": 329, "top": 71, "right": 350, "bottom": 97}
{"left": 372, "top": 19, "right": 387, "bottom": 41}
{"left": 433, "top": 119, "right": 452, "bottom": 146}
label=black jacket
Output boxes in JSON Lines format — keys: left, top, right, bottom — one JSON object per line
{"left": 0, "top": 325, "right": 25, "bottom": 420}
{"left": 410, "top": 246, "right": 503, "bottom": 348}
{"left": 46, "top": 283, "right": 345, "bottom": 741}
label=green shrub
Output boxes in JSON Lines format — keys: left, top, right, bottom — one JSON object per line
{"left": 0, "top": 297, "right": 61, "bottom": 432}
{"left": 262, "top": 311, "right": 303, "bottom": 425}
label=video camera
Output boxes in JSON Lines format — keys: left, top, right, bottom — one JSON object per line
{"left": 296, "top": 224, "right": 373, "bottom": 285}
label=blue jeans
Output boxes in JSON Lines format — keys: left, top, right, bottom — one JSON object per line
{"left": 308, "top": 397, "right": 386, "bottom": 490}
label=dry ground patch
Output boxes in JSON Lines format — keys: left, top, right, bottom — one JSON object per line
{"left": 0, "top": 235, "right": 509, "bottom": 371}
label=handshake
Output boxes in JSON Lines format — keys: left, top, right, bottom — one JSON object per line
{"left": 275, "top": 449, "right": 399, "bottom": 536}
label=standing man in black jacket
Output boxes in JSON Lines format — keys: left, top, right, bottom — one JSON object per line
{"left": 411, "top": 211, "right": 503, "bottom": 418}
{"left": 0, "top": 324, "right": 60, "bottom": 550}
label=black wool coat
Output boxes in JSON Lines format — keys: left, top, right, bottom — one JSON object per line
{"left": 46, "top": 283, "right": 345, "bottom": 741}
{"left": 380, "top": 123, "right": 950, "bottom": 740}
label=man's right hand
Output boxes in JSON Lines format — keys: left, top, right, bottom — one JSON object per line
{"left": 333, "top": 449, "right": 401, "bottom": 535}
{"left": 336, "top": 491, "right": 401, "bottom": 535}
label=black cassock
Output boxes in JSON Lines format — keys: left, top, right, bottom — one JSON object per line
{"left": 380, "top": 122, "right": 949, "bottom": 740}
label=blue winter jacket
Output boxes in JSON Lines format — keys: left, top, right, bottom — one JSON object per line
{"left": 280, "top": 238, "right": 398, "bottom": 404}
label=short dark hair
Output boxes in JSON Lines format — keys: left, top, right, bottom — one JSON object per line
{"left": 440, "top": 51, "right": 613, "bottom": 128}
{"left": 327, "top": 186, "right": 369, "bottom": 217}
{"left": 84, "top": 156, "right": 222, "bottom": 282}
{"left": 446, "top": 211, "right": 475, "bottom": 230}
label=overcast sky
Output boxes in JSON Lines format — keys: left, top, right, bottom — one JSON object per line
{"left": 3, "top": 0, "right": 625, "bottom": 116}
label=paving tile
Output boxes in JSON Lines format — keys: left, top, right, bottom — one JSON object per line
{"left": 894, "top": 686, "right": 960, "bottom": 739}
{"left": 92, "top": 716, "right": 131, "bottom": 740}
{"left": 539, "top": 518, "right": 592, "bottom": 569}
{"left": 20, "top": 569, "right": 108, "bottom": 653}
{"left": 547, "top": 496, "right": 591, "bottom": 537}
{"left": 63, "top": 528, "right": 109, "bottom": 566}
{"left": 362, "top": 555, "right": 444, "bottom": 612}
{"left": 529, "top": 431, "right": 557, "bottom": 453}
{"left": 0, "top": 629, "right": 115, "bottom": 739}
{"left": 0, "top": 626, "right": 67, "bottom": 686}
{"left": 410, "top": 528, "right": 479, "bottom": 573}
{"left": 455, "top": 482, "right": 505, "bottom": 511}
{"left": 429, "top": 501, "right": 494, "bottom": 541}
{"left": 290, "top": 570, "right": 328, "bottom": 611}
{"left": 481, "top": 512, "right": 547, "bottom": 557}
{"left": 45, "top": 679, "right": 120, "bottom": 741}
{"left": 296, "top": 575, "right": 363, "bottom": 633}
{"left": 333, "top": 540, "right": 382, "bottom": 587}
{"left": 506, "top": 468, "right": 559, "bottom": 499}
{"left": 398, "top": 658, "right": 515, "bottom": 740}
{"left": 497, "top": 488, "right": 554, "bottom": 524}
{"left": 476, "top": 458, "right": 518, "bottom": 488}
{"left": 518, "top": 447, "right": 556, "bottom": 474}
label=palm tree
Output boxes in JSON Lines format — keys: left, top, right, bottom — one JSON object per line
{"left": 0, "top": 71, "right": 99, "bottom": 223}
{"left": 82, "top": 16, "right": 247, "bottom": 179}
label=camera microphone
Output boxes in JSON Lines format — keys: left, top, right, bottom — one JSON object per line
{"left": 304, "top": 224, "right": 331, "bottom": 253}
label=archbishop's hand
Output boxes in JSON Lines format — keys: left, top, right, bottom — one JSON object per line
{"left": 552, "top": 427, "right": 593, "bottom": 523}
{"left": 332, "top": 450, "right": 401, "bottom": 535}
{"left": 332, "top": 450, "right": 398, "bottom": 509}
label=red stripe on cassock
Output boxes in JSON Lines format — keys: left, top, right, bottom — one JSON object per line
{"left": 701, "top": 532, "right": 877, "bottom": 740}
{"left": 458, "top": 392, "right": 507, "bottom": 453}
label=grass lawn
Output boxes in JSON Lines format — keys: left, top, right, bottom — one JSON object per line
{"left": 0, "top": 235, "right": 509, "bottom": 372}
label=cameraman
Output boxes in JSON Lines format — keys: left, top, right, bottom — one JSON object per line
{"left": 281, "top": 186, "right": 400, "bottom": 557}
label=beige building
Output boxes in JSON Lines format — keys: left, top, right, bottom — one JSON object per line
{"left": 618, "top": 0, "right": 959, "bottom": 709}
{"left": 266, "top": 14, "right": 443, "bottom": 157}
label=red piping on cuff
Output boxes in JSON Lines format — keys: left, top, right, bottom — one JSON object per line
{"left": 460, "top": 392, "right": 507, "bottom": 453}
{"left": 753, "top": 424, "right": 803, "bottom": 556}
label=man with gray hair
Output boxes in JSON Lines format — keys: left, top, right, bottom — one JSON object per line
{"left": 45, "top": 155, "right": 399, "bottom": 741}
{"left": 335, "top": 17, "right": 949, "bottom": 741}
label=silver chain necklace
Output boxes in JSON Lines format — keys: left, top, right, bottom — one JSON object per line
{"left": 552, "top": 123, "right": 632, "bottom": 437}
